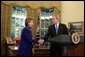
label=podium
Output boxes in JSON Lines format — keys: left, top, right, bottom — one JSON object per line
{"left": 48, "top": 34, "right": 84, "bottom": 56}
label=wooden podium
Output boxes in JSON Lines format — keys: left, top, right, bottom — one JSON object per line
{"left": 48, "top": 34, "right": 84, "bottom": 56}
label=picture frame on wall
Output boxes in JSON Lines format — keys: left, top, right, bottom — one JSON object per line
{"left": 68, "top": 22, "right": 84, "bottom": 36}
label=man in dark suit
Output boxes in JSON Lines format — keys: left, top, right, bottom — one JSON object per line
{"left": 39, "top": 14, "right": 69, "bottom": 56}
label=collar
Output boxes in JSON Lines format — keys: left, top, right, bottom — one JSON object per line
{"left": 55, "top": 22, "right": 59, "bottom": 27}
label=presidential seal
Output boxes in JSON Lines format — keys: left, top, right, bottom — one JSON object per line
{"left": 71, "top": 33, "right": 80, "bottom": 44}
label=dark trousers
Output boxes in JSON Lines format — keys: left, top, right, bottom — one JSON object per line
{"left": 50, "top": 43, "right": 63, "bottom": 56}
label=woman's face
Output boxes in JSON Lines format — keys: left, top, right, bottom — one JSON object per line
{"left": 28, "top": 20, "right": 34, "bottom": 28}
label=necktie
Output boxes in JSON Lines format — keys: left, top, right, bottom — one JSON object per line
{"left": 56, "top": 25, "right": 58, "bottom": 34}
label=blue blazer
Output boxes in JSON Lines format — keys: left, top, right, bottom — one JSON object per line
{"left": 18, "top": 26, "right": 37, "bottom": 56}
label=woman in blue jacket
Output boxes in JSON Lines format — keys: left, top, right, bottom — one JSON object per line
{"left": 18, "top": 18, "right": 37, "bottom": 56}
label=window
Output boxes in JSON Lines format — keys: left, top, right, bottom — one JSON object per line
{"left": 40, "top": 8, "right": 54, "bottom": 38}
{"left": 10, "top": 6, "right": 27, "bottom": 39}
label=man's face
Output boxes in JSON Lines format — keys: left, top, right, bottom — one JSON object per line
{"left": 52, "top": 16, "right": 59, "bottom": 24}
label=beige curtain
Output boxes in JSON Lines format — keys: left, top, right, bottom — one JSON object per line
{"left": 1, "top": 2, "right": 12, "bottom": 40}
{"left": 33, "top": 9, "right": 39, "bottom": 38}
{"left": 1, "top": 2, "right": 12, "bottom": 55}
{"left": 27, "top": 7, "right": 39, "bottom": 38}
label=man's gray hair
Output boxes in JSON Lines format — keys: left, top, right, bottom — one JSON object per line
{"left": 52, "top": 13, "right": 60, "bottom": 19}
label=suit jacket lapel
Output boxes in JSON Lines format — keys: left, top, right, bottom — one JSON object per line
{"left": 53, "top": 24, "right": 57, "bottom": 35}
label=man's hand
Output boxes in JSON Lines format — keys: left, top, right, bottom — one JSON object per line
{"left": 32, "top": 48, "right": 34, "bottom": 54}
{"left": 38, "top": 39, "right": 44, "bottom": 45}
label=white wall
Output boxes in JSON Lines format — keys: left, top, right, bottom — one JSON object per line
{"left": 61, "top": 1, "right": 84, "bottom": 27}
